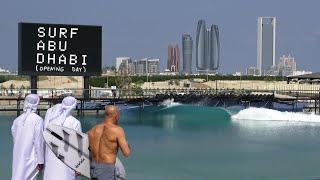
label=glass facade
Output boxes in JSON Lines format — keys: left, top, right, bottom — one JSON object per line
{"left": 257, "top": 17, "right": 276, "bottom": 76}
{"left": 182, "top": 34, "right": 193, "bottom": 74}
{"left": 210, "top": 25, "right": 220, "bottom": 70}
{"left": 196, "top": 20, "right": 206, "bottom": 70}
{"left": 196, "top": 20, "right": 220, "bottom": 72}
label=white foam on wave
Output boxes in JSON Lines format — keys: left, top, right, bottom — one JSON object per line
{"left": 159, "top": 102, "right": 181, "bottom": 110}
{"left": 158, "top": 99, "right": 181, "bottom": 111}
{"left": 231, "top": 107, "right": 320, "bottom": 123}
{"left": 117, "top": 105, "right": 141, "bottom": 110}
{"left": 159, "top": 99, "right": 180, "bottom": 107}
{"left": 165, "top": 102, "right": 181, "bottom": 107}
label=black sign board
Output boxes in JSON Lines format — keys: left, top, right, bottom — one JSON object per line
{"left": 18, "top": 22, "right": 102, "bottom": 76}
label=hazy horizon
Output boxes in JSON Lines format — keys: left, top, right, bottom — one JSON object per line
{"left": 1, "top": 0, "right": 320, "bottom": 74}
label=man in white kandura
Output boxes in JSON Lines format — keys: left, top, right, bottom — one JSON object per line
{"left": 43, "top": 96, "right": 82, "bottom": 180}
{"left": 11, "top": 94, "right": 44, "bottom": 180}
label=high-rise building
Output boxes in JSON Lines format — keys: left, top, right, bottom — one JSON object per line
{"left": 147, "top": 58, "right": 160, "bottom": 74}
{"left": 116, "top": 57, "right": 131, "bottom": 72}
{"left": 257, "top": 17, "right": 276, "bottom": 76}
{"left": 116, "top": 57, "right": 133, "bottom": 75}
{"left": 211, "top": 25, "right": 220, "bottom": 70}
{"left": 136, "top": 58, "right": 160, "bottom": 75}
{"left": 115, "top": 57, "right": 159, "bottom": 75}
{"left": 246, "top": 66, "right": 259, "bottom": 76}
{"left": 167, "top": 44, "right": 180, "bottom": 72}
{"left": 277, "top": 54, "right": 296, "bottom": 76}
{"left": 196, "top": 20, "right": 220, "bottom": 73}
{"left": 197, "top": 20, "right": 206, "bottom": 71}
{"left": 137, "top": 58, "right": 148, "bottom": 75}
{"left": 132, "top": 60, "right": 138, "bottom": 74}
{"left": 117, "top": 60, "right": 129, "bottom": 74}
{"left": 182, "top": 34, "right": 193, "bottom": 74}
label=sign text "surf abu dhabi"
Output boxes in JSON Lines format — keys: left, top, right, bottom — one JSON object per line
{"left": 36, "top": 27, "right": 87, "bottom": 72}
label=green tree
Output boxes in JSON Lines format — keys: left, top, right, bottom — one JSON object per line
{"left": 174, "top": 79, "right": 180, "bottom": 86}
{"left": 168, "top": 80, "right": 174, "bottom": 86}
{"left": 90, "top": 77, "right": 105, "bottom": 87}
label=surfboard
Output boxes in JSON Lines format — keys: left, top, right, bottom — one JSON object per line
{"left": 43, "top": 124, "right": 126, "bottom": 179}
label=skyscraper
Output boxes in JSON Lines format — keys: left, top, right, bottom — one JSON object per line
{"left": 196, "top": 20, "right": 220, "bottom": 73}
{"left": 167, "top": 44, "right": 180, "bottom": 72}
{"left": 210, "top": 25, "right": 220, "bottom": 70}
{"left": 257, "top": 17, "right": 276, "bottom": 76}
{"left": 182, "top": 34, "right": 193, "bottom": 74}
{"left": 196, "top": 20, "right": 206, "bottom": 71}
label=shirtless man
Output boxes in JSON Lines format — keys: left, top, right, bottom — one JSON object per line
{"left": 88, "top": 105, "right": 131, "bottom": 180}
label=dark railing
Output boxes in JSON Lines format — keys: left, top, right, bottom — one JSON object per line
{"left": 1, "top": 87, "right": 320, "bottom": 116}
{"left": 1, "top": 87, "right": 320, "bottom": 99}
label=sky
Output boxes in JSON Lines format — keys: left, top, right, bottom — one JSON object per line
{"left": 1, "top": 0, "right": 320, "bottom": 74}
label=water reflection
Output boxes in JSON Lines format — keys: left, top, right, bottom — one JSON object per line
{"left": 119, "top": 104, "right": 230, "bottom": 131}
{"left": 161, "top": 114, "right": 177, "bottom": 131}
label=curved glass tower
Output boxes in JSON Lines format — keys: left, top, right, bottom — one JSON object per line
{"left": 196, "top": 20, "right": 220, "bottom": 73}
{"left": 196, "top": 20, "right": 206, "bottom": 71}
{"left": 210, "top": 25, "right": 220, "bottom": 70}
{"left": 182, "top": 34, "right": 193, "bottom": 74}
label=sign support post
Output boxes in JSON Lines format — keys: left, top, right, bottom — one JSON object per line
{"left": 30, "top": 75, "right": 38, "bottom": 94}
{"left": 83, "top": 76, "right": 90, "bottom": 100}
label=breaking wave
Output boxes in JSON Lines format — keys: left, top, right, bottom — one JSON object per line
{"left": 158, "top": 99, "right": 181, "bottom": 110}
{"left": 231, "top": 107, "right": 320, "bottom": 123}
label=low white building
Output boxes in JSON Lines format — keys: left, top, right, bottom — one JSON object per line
{"left": 0, "top": 67, "right": 10, "bottom": 75}
{"left": 292, "top": 70, "right": 312, "bottom": 76}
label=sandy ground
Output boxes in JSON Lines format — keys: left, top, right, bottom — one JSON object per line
{"left": 0, "top": 76, "right": 83, "bottom": 89}
{"left": 0, "top": 76, "right": 84, "bottom": 97}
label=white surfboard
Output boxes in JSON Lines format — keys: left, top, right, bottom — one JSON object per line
{"left": 43, "top": 124, "right": 126, "bottom": 179}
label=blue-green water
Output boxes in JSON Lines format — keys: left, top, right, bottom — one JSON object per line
{"left": 2, "top": 104, "right": 320, "bottom": 179}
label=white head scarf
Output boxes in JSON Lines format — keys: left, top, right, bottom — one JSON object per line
{"left": 61, "top": 96, "right": 77, "bottom": 116}
{"left": 24, "top": 94, "right": 40, "bottom": 112}
{"left": 21, "top": 94, "right": 40, "bottom": 125}
{"left": 49, "top": 96, "right": 77, "bottom": 126}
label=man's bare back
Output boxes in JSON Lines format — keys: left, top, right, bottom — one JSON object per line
{"left": 88, "top": 105, "right": 131, "bottom": 165}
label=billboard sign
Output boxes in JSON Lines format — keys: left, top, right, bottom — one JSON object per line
{"left": 18, "top": 22, "right": 102, "bottom": 76}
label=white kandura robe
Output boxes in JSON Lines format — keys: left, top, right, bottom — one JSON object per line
{"left": 11, "top": 112, "right": 44, "bottom": 180}
{"left": 43, "top": 106, "right": 82, "bottom": 180}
